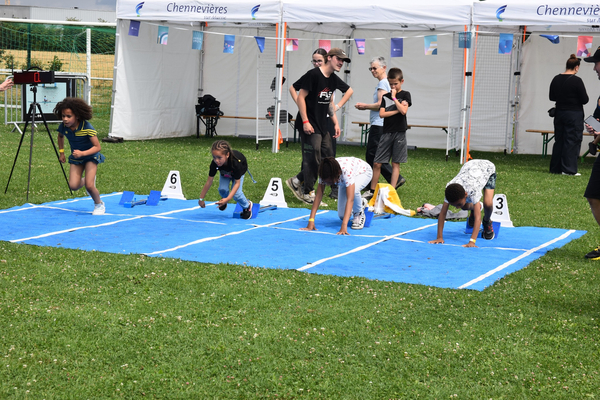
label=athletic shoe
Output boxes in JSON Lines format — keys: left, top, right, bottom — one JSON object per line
{"left": 92, "top": 201, "right": 105, "bottom": 215}
{"left": 562, "top": 172, "right": 581, "bottom": 176}
{"left": 351, "top": 211, "right": 366, "bottom": 230}
{"left": 309, "top": 191, "right": 327, "bottom": 207}
{"left": 589, "top": 142, "right": 598, "bottom": 156}
{"left": 467, "top": 210, "right": 475, "bottom": 229}
{"left": 299, "top": 193, "right": 314, "bottom": 205}
{"left": 395, "top": 176, "right": 406, "bottom": 189}
{"left": 218, "top": 203, "right": 228, "bottom": 211}
{"left": 240, "top": 201, "right": 253, "bottom": 220}
{"left": 585, "top": 246, "right": 600, "bottom": 259}
{"left": 362, "top": 197, "right": 370, "bottom": 211}
{"left": 482, "top": 219, "right": 494, "bottom": 240}
{"left": 362, "top": 190, "right": 374, "bottom": 200}
{"left": 286, "top": 177, "right": 305, "bottom": 202}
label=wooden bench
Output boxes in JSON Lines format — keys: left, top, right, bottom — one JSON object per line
{"left": 352, "top": 122, "right": 449, "bottom": 148}
{"left": 197, "top": 114, "right": 295, "bottom": 140}
{"left": 526, "top": 129, "right": 594, "bottom": 159}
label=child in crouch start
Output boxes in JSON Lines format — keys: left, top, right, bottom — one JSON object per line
{"left": 198, "top": 140, "right": 253, "bottom": 219}
{"left": 54, "top": 97, "right": 105, "bottom": 215}
{"left": 428, "top": 159, "right": 496, "bottom": 247}
{"left": 302, "top": 157, "right": 373, "bottom": 235}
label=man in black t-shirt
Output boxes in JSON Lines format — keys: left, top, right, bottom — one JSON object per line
{"left": 286, "top": 48, "right": 351, "bottom": 205}
{"left": 583, "top": 47, "right": 600, "bottom": 259}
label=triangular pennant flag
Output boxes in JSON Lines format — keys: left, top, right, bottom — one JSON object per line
{"left": 499, "top": 33, "right": 513, "bottom": 54}
{"left": 354, "top": 39, "right": 365, "bottom": 55}
{"left": 540, "top": 34, "right": 560, "bottom": 44}
{"left": 255, "top": 36, "right": 265, "bottom": 53}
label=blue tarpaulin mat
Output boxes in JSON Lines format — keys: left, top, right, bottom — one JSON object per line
{"left": 0, "top": 192, "right": 586, "bottom": 291}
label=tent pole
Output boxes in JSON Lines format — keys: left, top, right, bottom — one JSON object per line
{"left": 464, "top": 26, "right": 479, "bottom": 164}
{"left": 341, "top": 32, "right": 354, "bottom": 142}
{"left": 198, "top": 22, "right": 205, "bottom": 99}
{"left": 510, "top": 26, "right": 525, "bottom": 154}
{"left": 272, "top": 22, "right": 287, "bottom": 153}
{"left": 107, "top": 19, "right": 122, "bottom": 138}
{"left": 86, "top": 28, "right": 92, "bottom": 104}
{"left": 459, "top": 25, "right": 472, "bottom": 165}
{"left": 256, "top": 42, "right": 260, "bottom": 148}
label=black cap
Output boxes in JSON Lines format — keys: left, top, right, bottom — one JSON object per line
{"left": 584, "top": 46, "right": 600, "bottom": 62}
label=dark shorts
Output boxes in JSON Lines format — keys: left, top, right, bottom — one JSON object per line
{"left": 69, "top": 152, "right": 105, "bottom": 165}
{"left": 484, "top": 173, "right": 497, "bottom": 190}
{"left": 374, "top": 131, "right": 407, "bottom": 164}
{"left": 585, "top": 157, "right": 600, "bottom": 199}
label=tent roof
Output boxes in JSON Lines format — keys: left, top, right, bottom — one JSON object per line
{"left": 473, "top": 0, "right": 600, "bottom": 26}
{"left": 283, "top": 0, "right": 472, "bottom": 32}
{"left": 116, "top": 0, "right": 472, "bottom": 29}
{"left": 116, "top": 0, "right": 282, "bottom": 23}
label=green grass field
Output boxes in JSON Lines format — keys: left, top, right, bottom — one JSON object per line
{"left": 1, "top": 115, "right": 599, "bottom": 398}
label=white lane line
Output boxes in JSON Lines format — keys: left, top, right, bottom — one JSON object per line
{"left": 297, "top": 223, "right": 438, "bottom": 271}
{"left": 10, "top": 205, "right": 208, "bottom": 242}
{"left": 142, "top": 211, "right": 329, "bottom": 256}
{"left": 458, "top": 229, "right": 577, "bottom": 289}
{"left": 11, "top": 216, "right": 148, "bottom": 242}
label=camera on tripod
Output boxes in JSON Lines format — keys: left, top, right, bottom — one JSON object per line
{"left": 13, "top": 70, "right": 55, "bottom": 85}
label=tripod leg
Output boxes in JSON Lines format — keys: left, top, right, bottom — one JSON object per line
{"left": 36, "top": 103, "right": 72, "bottom": 195}
{"left": 4, "top": 103, "right": 35, "bottom": 194}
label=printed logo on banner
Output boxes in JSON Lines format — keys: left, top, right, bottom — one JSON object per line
{"left": 251, "top": 5, "right": 260, "bottom": 19}
{"left": 136, "top": 2, "right": 145, "bottom": 17}
{"left": 496, "top": 5, "right": 507, "bottom": 22}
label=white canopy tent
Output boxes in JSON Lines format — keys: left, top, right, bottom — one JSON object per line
{"left": 109, "top": 0, "right": 473, "bottom": 150}
{"left": 472, "top": 0, "right": 600, "bottom": 158}
{"left": 109, "top": 0, "right": 600, "bottom": 157}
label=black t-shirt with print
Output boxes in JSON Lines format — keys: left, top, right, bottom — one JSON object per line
{"left": 295, "top": 67, "right": 348, "bottom": 135}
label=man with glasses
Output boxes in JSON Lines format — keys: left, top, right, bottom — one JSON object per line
{"left": 287, "top": 48, "right": 353, "bottom": 205}
{"left": 355, "top": 57, "right": 404, "bottom": 198}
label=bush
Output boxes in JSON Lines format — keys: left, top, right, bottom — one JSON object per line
{"left": 3, "top": 54, "right": 15, "bottom": 69}
{"left": 47, "top": 55, "right": 63, "bottom": 71}
{"left": 20, "top": 57, "right": 43, "bottom": 70}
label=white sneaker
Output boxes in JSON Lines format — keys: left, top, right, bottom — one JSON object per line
{"left": 92, "top": 201, "right": 105, "bottom": 215}
{"left": 351, "top": 211, "right": 366, "bottom": 230}
{"left": 362, "top": 197, "right": 370, "bottom": 211}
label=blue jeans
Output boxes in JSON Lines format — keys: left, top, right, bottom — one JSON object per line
{"left": 337, "top": 170, "right": 373, "bottom": 220}
{"left": 218, "top": 174, "right": 249, "bottom": 209}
